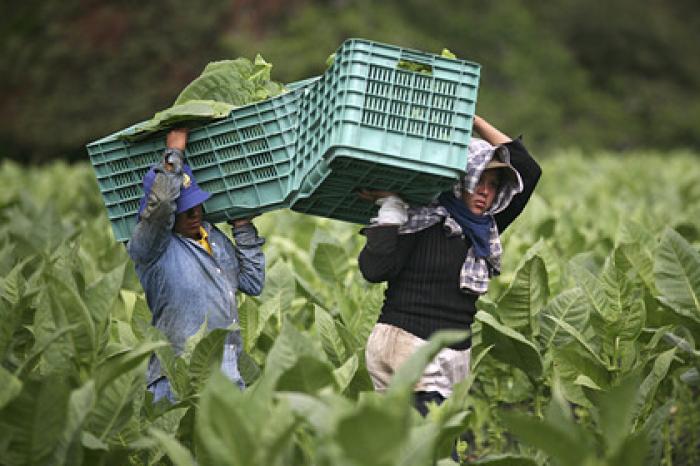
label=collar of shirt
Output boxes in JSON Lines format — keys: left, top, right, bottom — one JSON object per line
{"left": 197, "top": 225, "right": 213, "bottom": 255}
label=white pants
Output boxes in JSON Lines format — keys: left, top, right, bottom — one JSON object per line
{"left": 365, "top": 323, "right": 471, "bottom": 398}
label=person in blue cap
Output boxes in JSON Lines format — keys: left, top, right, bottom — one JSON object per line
{"left": 128, "top": 128, "right": 266, "bottom": 402}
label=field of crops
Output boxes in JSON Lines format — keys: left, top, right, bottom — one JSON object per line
{"left": 1, "top": 150, "right": 699, "bottom": 466}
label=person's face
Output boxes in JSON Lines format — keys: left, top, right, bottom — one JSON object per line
{"left": 463, "top": 169, "right": 500, "bottom": 215}
{"left": 173, "top": 204, "right": 203, "bottom": 239}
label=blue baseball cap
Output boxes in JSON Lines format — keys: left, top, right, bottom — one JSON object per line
{"left": 137, "top": 163, "right": 211, "bottom": 218}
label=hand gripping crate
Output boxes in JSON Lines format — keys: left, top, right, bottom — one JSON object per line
{"left": 291, "top": 38, "right": 480, "bottom": 224}
{"left": 86, "top": 79, "right": 315, "bottom": 242}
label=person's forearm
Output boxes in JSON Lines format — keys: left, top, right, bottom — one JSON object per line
{"left": 127, "top": 170, "right": 180, "bottom": 263}
{"left": 233, "top": 223, "right": 266, "bottom": 296}
{"left": 358, "top": 226, "right": 409, "bottom": 283}
{"left": 494, "top": 139, "right": 542, "bottom": 232}
{"left": 472, "top": 115, "right": 511, "bottom": 145}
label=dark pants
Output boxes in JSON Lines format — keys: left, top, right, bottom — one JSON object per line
{"left": 413, "top": 391, "right": 461, "bottom": 462}
{"left": 413, "top": 390, "right": 446, "bottom": 416}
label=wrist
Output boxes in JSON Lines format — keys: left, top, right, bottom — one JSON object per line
{"left": 163, "top": 148, "right": 184, "bottom": 173}
{"left": 374, "top": 195, "right": 408, "bottom": 225}
{"left": 228, "top": 218, "right": 252, "bottom": 228}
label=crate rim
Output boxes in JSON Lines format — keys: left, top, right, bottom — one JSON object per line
{"left": 336, "top": 37, "right": 482, "bottom": 70}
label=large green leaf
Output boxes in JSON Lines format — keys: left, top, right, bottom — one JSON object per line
{"left": 0, "top": 365, "right": 22, "bottom": 410}
{"left": 515, "top": 238, "right": 562, "bottom": 295}
{"left": 0, "top": 257, "right": 33, "bottom": 358}
{"left": 312, "top": 243, "right": 350, "bottom": 284}
{"left": 333, "top": 353, "right": 359, "bottom": 393}
{"left": 544, "top": 315, "right": 608, "bottom": 368}
{"left": 599, "top": 248, "right": 646, "bottom": 341}
{"left": 42, "top": 271, "right": 98, "bottom": 366}
{"left": 314, "top": 305, "right": 347, "bottom": 366}
{"left": 336, "top": 400, "right": 410, "bottom": 466}
{"left": 242, "top": 294, "right": 279, "bottom": 353}
{"left": 195, "top": 372, "right": 254, "bottom": 466}
{"left": 280, "top": 392, "right": 337, "bottom": 435}
{"left": 175, "top": 56, "right": 280, "bottom": 106}
{"left": 497, "top": 256, "right": 549, "bottom": 335}
{"left": 154, "top": 340, "right": 190, "bottom": 401}
{"left": 539, "top": 287, "right": 590, "bottom": 349}
{"left": 95, "top": 340, "right": 167, "bottom": 394}
{"left": 397, "top": 423, "right": 442, "bottom": 466}
{"left": 606, "top": 431, "right": 649, "bottom": 466}
{"left": 654, "top": 228, "right": 700, "bottom": 323}
{"left": 14, "top": 324, "right": 80, "bottom": 378}
{"left": 476, "top": 311, "right": 543, "bottom": 381}
{"left": 259, "top": 259, "right": 296, "bottom": 312}
{"left": 236, "top": 350, "right": 261, "bottom": 387}
{"left": 27, "top": 293, "right": 74, "bottom": 375}
{"left": 264, "top": 321, "right": 324, "bottom": 380}
{"left": 630, "top": 348, "right": 676, "bottom": 424}
{"left": 86, "top": 369, "right": 145, "bottom": 444}
{"left": 638, "top": 401, "right": 673, "bottom": 466}
{"left": 343, "top": 351, "right": 375, "bottom": 398}
{"left": 123, "top": 55, "right": 285, "bottom": 139}
{"left": 335, "top": 285, "right": 382, "bottom": 349}
{"left": 84, "top": 262, "right": 126, "bottom": 338}
{"left": 552, "top": 345, "right": 610, "bottom": 406}
{"left": 188, "top": 328, "right": 229, "bottom": 394}
{"left": 52, "top": 381, "right": 96, "bottom": 466}
{"left": 617, "top": 221, "right": 658, "bottom": 293}
{"left": 196, "top": 370, "right": 298, "bottom": 466}
{"left": 238, "top": 296, "right": 260, "bottom": 353}
{"left": 570, "top": 261, "right": 608, "bottom": 320}
{"left": 587, "top": 375, "right": 641, "bottom": 455}
{"left": 500, "top": 400, "right": 590, "bottom": 466}
{"left": 125, "top": 101, "right": 236, "bottom": 140}
{"left": 0, "top": 376, "right": 71, "bottom": 466}
{"left": 276, "top": 355, "right": 335, "bottom": 393}
{"left": 148, "top": 427, "right": 195, "bottom": 466}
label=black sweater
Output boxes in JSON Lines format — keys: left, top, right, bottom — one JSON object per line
{"left": 358, "top": 138, "right": 542, "bottom": 349}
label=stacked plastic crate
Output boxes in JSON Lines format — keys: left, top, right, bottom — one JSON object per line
{"left": 290, "top": 39, "right": 480, "bottom": 223}
{"left": 86, "top": 79, "right": 316, "bottom": 242}
{"left": 86, "top": 39, "right": 480, "bottom": 242}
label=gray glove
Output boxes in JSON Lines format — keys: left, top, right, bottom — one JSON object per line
{"left": 140, "top": 148, "right": 185, "bottom": 222}
{"left": 163, "top": 148, "right": 184, "bottom": 174}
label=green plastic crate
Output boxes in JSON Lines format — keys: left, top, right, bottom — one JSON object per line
{"left": 292, "top": 149, "right": 461, "bottom": 224}
{"left": 291, "top": 38, "right": 480, "bottom": 223}
{"left": 87, "top": 80, "right": 314, "bottom": 242}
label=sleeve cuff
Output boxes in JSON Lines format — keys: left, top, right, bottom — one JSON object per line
{"left": 233, "top": 223, "right": 266, "bottom": 246}
{"left": 361, "top": 224, "right": 400, "bottom": 253}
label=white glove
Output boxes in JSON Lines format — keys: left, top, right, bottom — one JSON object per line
{"left": 373, "top": 195, "right": 408, "bottom": 225}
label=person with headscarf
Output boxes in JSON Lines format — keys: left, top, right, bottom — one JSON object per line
{"left": 128, "top": 128, "right": 266, "bottom": 403}
{"left": 357, "top": 115, "right": 541, "bottom": 415}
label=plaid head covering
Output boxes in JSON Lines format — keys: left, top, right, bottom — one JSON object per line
{"left": 395, "top": 138, "right": 523, "bottom": 295}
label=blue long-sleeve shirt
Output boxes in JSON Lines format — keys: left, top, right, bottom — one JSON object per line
{"left": 127, "top": 167, "right": 265, "bottom": 384}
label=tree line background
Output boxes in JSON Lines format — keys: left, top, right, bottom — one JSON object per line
{"left": 1, "top": 0, "right": 699, "bottom": 164}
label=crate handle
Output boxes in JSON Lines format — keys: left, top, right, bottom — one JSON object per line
{"left": 397, "top": 51, "right": 433, "bottom": 75}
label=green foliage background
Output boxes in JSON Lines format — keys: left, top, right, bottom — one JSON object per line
{"left": 2, "top": 1, "right": 700, "bottom": 464}
{"left": 2, "top": 0, "right": 700, "bottom": 162}
{"left": 1, "top": 150, "right": 700, "bottom": 465}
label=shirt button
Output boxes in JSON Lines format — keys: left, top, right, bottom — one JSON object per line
{"left": 229, "top": 291, "right": 234, "bottom": 298}
{"left": 217, "top": 268, "right": 222, "bottom": 274}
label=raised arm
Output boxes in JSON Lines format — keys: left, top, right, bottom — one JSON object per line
{"left": 127, "top": 129, "right": 188, "bottom": 264}
{"left": 230, "top": 222, "right": 266, "bottom": 296}
{"left": 357, "top": 192, "right": 417, "bottom": 282}
{"left": 471, "top": 116, "right": 542, "bottom": 232}
{"left": 472, "top": 115, "right": 512, "bottom": 145}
